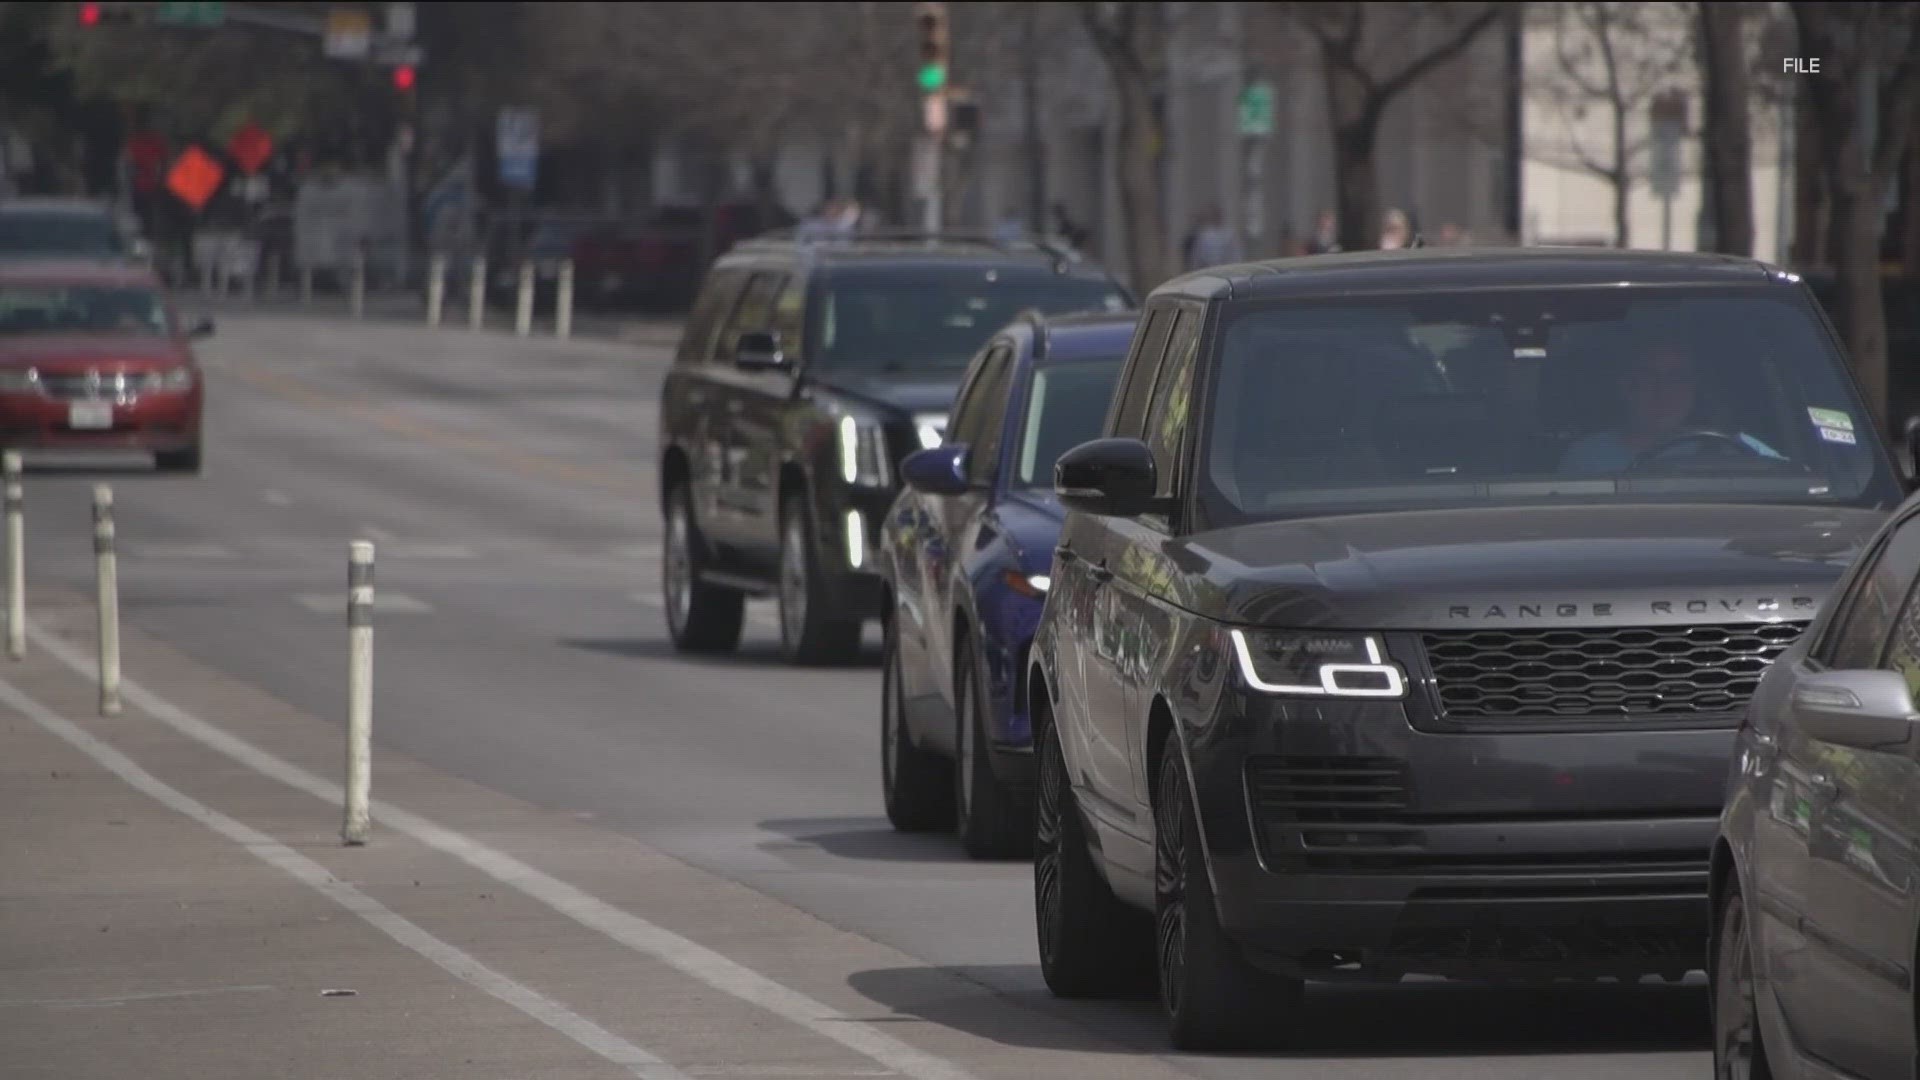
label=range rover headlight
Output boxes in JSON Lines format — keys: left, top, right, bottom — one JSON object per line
{"left": 1228, "top": 629, "right": 1407, "bottom": 699}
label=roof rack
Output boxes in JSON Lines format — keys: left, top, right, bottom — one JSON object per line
{"left": 735, "top": 228, "right": 1085, "bottom": 270}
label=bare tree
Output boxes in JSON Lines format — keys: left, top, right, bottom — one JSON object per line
{"left": 1285, "top": 2, "right": 1503, "bottom": 252}
{"left": 1078, "top": 1, "right": 1171, "bottom": 293}
{"left": 1525, "top": 2, "right": 1693, "bottom": 248}
{"left": 1697, "top": 1, "right": 1755, "bottom": 255}
{"left": 1792, "top": 1, "right": 1920, "bottom": 429}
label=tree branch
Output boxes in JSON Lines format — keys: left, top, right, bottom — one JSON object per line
{"left": 1376, "top": 4, "right": 1502, "bottom": 102}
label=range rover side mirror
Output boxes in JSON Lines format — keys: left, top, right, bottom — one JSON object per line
{"left": 1791, "top": 668, "right": 1919, "bottom": 750}
{"left": 1055, "top": 437, "right": 1159, "bottom": 517}
{"left": 902, "top": 444, "right": 969, "bottom": 495}
{"left": 1902, "top": 415, "right": 1920, "bottom": 490}
{"left": 734, "top": 331, "right": 789, "bottom": 372}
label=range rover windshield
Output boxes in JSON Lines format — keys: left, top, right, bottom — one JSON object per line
{"left": 1200, "top": 285, "right": 1902, "bottom": 524}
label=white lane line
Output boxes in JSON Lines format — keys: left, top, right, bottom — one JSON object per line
{"left": 24, "top": 622, "right": 980, "bottom": 1080}
{"left": 296, "top": 593, "right": 433, "bottom": 615}
{"left": 0, "top": 984, "right": 276, "bottom": 1009}
{"left": 122, "top": 542, "right": 236, "bottom": 559}
{"left": 0, "top": 675, "right": 691, "bottom": 1080}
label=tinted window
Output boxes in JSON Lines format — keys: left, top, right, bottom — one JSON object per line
{"left": 967, "top": 352, "right": 1017, "bottom": 484}
{"left": 1112, "top": 307, "right": 1175, "bottom": 439}
{"left": 1826, "top": 520, "right": 1920, "bottom": 669}
{"left": 1145, "top": 308, "right": 1201, "bottom": 498}
{"left": 1015, "top": 355, "right": 1128, "bottom": 487}
{"left": 715, "top": 272, "right": 783, "bottom": 362}
{"left": 811, "top": 279, "right": 1127, "bottom": 375}
{"left": 1201, "top": 287, "right": 1900, "bottom": 524}
{"left": 679, "top": 268, "right": 748, "bottom": 363}
{"left": 0, "top": 284, "right": 168, "bottom": 335}
{"left": 0, "top": 212, "right": 124, "bottom": 257}
{"left": 949, "top": 345, "right": 1010, "bottom": 451}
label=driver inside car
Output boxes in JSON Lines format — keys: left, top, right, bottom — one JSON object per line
{"left": 1558, "top": 342, "right": 1784, "bottom": 476}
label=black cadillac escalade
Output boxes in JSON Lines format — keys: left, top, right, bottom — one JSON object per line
{"left": 1025, "top": 248, "right": 1917, "bottom": 1050}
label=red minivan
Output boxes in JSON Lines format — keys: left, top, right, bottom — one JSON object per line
{"left": 0, "top": 260, "right": 205, "bottom": 472}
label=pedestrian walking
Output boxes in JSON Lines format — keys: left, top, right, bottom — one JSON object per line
{"left": 1306, "top": 208, "right": 1341, "bottom": 254}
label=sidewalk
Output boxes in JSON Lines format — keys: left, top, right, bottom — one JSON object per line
{"left": 0, "top": 588, "right": 1198, "bottom": 1080}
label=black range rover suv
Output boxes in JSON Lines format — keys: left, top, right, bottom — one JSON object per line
{"left": 657, "top": 232, "right": 1129, "bottom": 664}
{"left": 1026, "top": 248, "right": 1915, "bottom": 1049}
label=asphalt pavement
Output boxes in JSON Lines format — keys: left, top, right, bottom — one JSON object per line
{"left": 1, "top": 309, "right": 1715, "bottom": 1078}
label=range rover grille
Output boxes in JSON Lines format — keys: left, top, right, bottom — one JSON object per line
{"left": 1422, "top": 621, "right": 1808, "bottom": 721}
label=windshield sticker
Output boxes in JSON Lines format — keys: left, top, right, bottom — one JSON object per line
{"left": 1809, "top": 407, "right": 1855, "bottom": 432}
{"left": 1819, "top": 426, "right": 1858, "bottom": 445}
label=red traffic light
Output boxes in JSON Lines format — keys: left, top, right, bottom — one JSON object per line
{"left": 79, "top": 2, "right": 102, "bottom": 25}
{"left": 392, "top": 64, "right": 416, "bottom": 91}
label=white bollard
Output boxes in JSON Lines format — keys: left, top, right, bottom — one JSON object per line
{"left": 555, "top": 260, "right": 574, "bottom": 340}
{"left": 426, "top": 254, "right": 446, "bottom": 328}
{"left": 92, "top": 486, "right": 120, "bottom": 717}
{"left": 515, "top": 262, "right": 534, "bottom": 337}
{"left": 469, "top": 256, "right": 487, "bottom": 331}
{"left": 342, "top": 540, "right": 375, "bottom": 845}
{"left": 350, "top": 252, "right": 367, "bottom": 320}
{"left": 4, "top": 451, "right": 22, "bottom": 662}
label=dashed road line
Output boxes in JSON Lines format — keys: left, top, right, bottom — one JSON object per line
{"left": 0, "top": 674, "right": 693, "bottom": 1080}
{"left": 24, "top": 621, "right": 982, "bottom": 1080}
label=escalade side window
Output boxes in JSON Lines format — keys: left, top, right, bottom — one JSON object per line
{"left": 714, "top": 271, "right": 785, "bottom": 364}
{"left": 677, "top": 267, "right": 749, "bottom": 364}
{"left": 1820, "top": 518, "right": 1920, "bottom": 669}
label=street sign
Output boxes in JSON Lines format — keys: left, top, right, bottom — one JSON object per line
{"left": 166, "top": 146, "right": 224, "bottom": 211}
{"left": 324, "top": 7, "right": 373, "bottom": 59}
{"left": 496, "top": 108, "right": 539, "bottom": 192}
{"left": 1237, "top": 81, "right": 1275, "bottom": 138}
{"left": 157, "top": 1, "right": 224, "bottom": 25}
{"left": 227, "top": 121, "right": 272, "bottom": 175}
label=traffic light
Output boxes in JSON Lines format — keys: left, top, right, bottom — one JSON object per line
{"left": 915, "top": 2, "right": 948, "bottom": 93}
{"left": 392, "top": 63, "right": 416, "bottom": 91}
{"left": 76, "top": 1, "right": 138, "bottom": 26}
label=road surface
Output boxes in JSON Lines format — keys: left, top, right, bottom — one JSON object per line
{"left": 3, "top": 311, "right": 1714, "bottom": 1078}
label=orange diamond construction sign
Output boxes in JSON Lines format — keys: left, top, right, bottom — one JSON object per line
{"left": 167, "top": 146, "right": 224, "bottom": 210}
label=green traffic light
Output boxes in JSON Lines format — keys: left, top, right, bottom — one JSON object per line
{"left": 918, "top": 63, "right": 947, "bottom": 92}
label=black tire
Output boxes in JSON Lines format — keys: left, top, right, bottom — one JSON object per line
{"left": 1711, "top": 882, "right": 1775, "bottom": 1080}
{"left": 1034, "top": 714, "right": 1154, "bottom": 999}
{"left": 882, "top": 615, "right": 955, "bottom": 832}
{"left": 1156, "top": 743, "right": 1304, "bottom": 1051}
{"left": 662, "top": 483, "right": 745, "bottom": 654}
{"left": 954, "top": 635, "right": 1031, "bottom": 859}
{"left": 155, "top": 443, "right": 201, "bottom": 474}
{"left": 775, "top": 494, "right": 862, "bottom": 666}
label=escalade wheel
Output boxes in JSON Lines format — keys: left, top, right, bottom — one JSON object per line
{"left": 954, "top": 636, "right": 1030, "bottom": 859}
{"left": 882, "top": 615, "right": 955, "bottom": 832}
{"left": 1156, "top": 745, "right": 1304, "bottom": 1051}
{"left": 1711, "top": 884, "right": 1774, "bottom": 1080}
{"left": 777, "top": 496, "right": 862, "bottom": 666}
{"left": 1034, "top": 717, "right": 1152, "bottom": 998}
{"left": 663, "top": 485, "right": 744, "bottom": 654}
